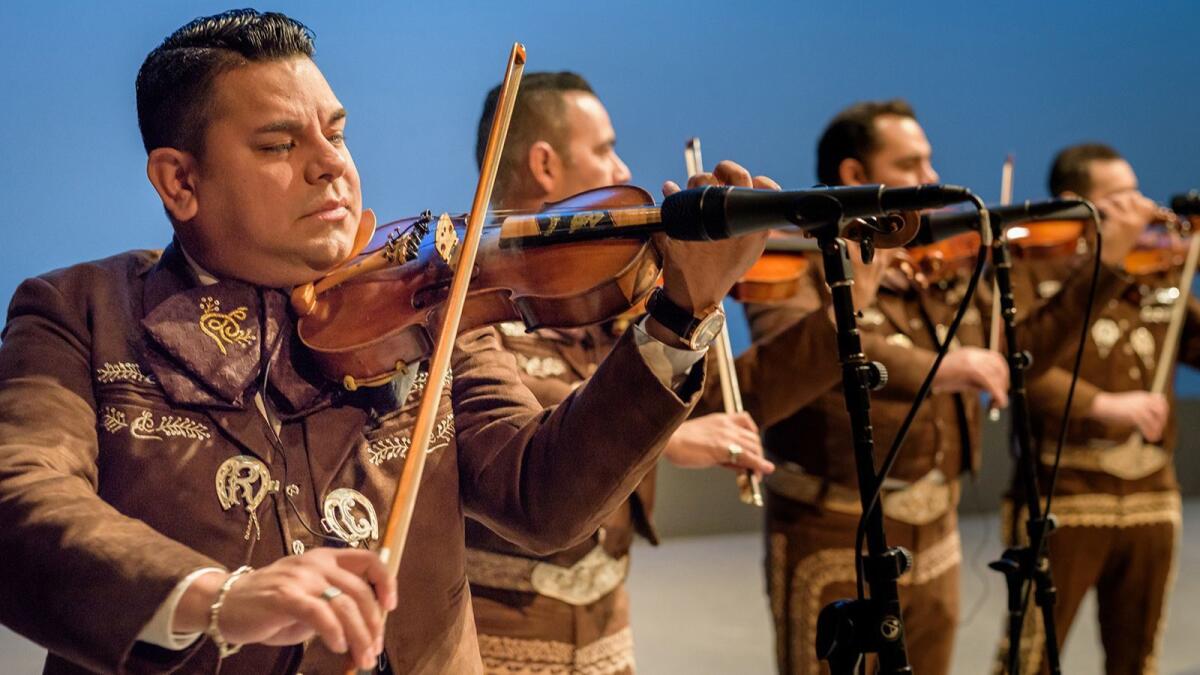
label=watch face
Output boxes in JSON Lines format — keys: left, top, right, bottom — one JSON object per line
{"left": 689, "top": 309, "right": 727, "bottom": 350}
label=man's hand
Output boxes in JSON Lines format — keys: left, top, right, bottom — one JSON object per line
{"left": 1088, "top": 390, "right": 1169, "bottom": 441}
{"left": 663, "top": 412, "right": 774, "bottom": 477}
{"left": 931, "top": 347, "right": 1010, "bottom": 408}
{"left": 647, "top": 161, "right": 774, "bottom": 345}
{"left": 1096, "top": 191, "right": 1159, "bottom": 267}
{"left": 176, "top": 548, "right": 396, "bottom": 670}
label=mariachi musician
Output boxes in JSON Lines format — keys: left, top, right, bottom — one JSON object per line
{"left": 995, "top": 143, "right": 1200, "bottom": 674}
{"left": 737, "top": 101, "right": 1146, "bottom": 675}
{"left": 463, "top": 71, "right": 773, "bottom": 675}
{"left": 0, "top": 10, "right": 771, "bottom": 674}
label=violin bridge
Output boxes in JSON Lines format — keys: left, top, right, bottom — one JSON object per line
{"left": 435, "top": 212, "right": 461, "bottom": 268}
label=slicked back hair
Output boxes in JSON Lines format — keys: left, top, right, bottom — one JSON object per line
{"left": 1048, "top": 143, "right": 1124, "bottom": 197}
{"left": 136, "top": 9, "right": 315, "bottom": 157}
{"left": 816, "top": 99, "right": 917, "bottom": 186}
{"left": 476, "top": 71, "right": 595, "bottom": 196}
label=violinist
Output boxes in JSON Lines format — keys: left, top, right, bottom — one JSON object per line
{"left": 993, "top": 143, "right": 1199, "bottom": 675}
{"left": 464, "top": 71, "right": 772, "bottom": 675}
{"left": 0, "top": 10, "right": 771, "bottom": 674}
{"left": 744, "top": 101, "right": 1145, "bottom": 675}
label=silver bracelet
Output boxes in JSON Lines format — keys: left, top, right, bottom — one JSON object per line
{"left": 207, "top": 565, "right": 253, "bottom": 658}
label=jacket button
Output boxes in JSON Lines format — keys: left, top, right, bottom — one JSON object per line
{"left": 292, "top": 540, "right": 306, "bottom": 556}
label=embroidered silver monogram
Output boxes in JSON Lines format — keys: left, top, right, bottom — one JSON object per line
{"left": 215, "top": 455, "right": 279, "bottom": 541}
{"left": 1130, "top": 326, "right": 1156, "bottom": 370}
{"left": 1091, "top": 318, "right": 1120, "bottom": 358}
{"left": 321, "top": 488, "right": 379, "bottom": 547}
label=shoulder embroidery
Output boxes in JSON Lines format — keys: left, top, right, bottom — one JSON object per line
{"left": 198, "top": 296, "right": 256, "bottom": 355}
{"left": 403, "top": 368, "right": 455, "bottom": 406}
{"left": 367, "top": 411, "right": 455, "bottom": 466}
{"left": 100, "top": 407, "right": 210, "bottom": 442}
{"left": 514, "top": 353, "right": 568, "bottom": 379}
{"left": 96, "top": 362, "right": 157, "bottom": 385}
{"left": 497, "top": 321, "right": 528, "bottom": 337}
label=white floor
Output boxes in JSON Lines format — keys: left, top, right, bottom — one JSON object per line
{"left": 4, "top": 504, "right": 1200, "bottom": 673}
{"left": 625, "top": 504, "right": 1200, "bottom": 674}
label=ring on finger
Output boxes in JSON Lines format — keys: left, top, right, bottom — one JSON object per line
{"left": 727, "top": 443, "right": 743, "bottom": 465}
{"left": 320, "top": 586, "right": 344, "bottom": 602}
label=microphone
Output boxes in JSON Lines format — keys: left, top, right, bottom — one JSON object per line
{"left": 659, "top": 183, "right": 975, "bottom": 241}
{"left": 914, "top": 199, "right": 1093, "bottom": 246}
{"left": 1171, "top": 191, "right": 1200, "bottom": 216}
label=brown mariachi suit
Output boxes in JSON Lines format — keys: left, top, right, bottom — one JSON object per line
{"left": 995, "top": 254, "right": 1200, "bottom": 675}
{"left": 0, "top": 244, "right": 702, "bottom": 675}
{"left": 742, "top": 258, "right": 1129, "bottom": 675}
{"left": 466, "top": 322, "right": 653, "bottom": 675}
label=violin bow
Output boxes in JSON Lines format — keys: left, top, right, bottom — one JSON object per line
{"left": 684, "top": 137, "right": 763, "bottom": 507}
{"left": 344, "top": 43, "right": 526, "bottom": 675}
{"left": 987, "top": 154, "right": 1014, "bottom": 421}
{"left": 1141, "top": 214, "right": 1200, "bottom": 432}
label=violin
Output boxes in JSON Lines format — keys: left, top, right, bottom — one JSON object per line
{"left": 293, "top": 185, "right": 663, "bottom": 389}
{"left": 1006, "top": 207, "right": 1189, "bottom": 276}
{"left": 730, "top": 231, "right": 813, "bottom": 302}
{"left": 897, "top": 231, "right": 981, "bottom": 287}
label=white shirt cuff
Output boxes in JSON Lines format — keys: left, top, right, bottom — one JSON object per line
{"left": 631, "top": 317, "right": 708, "bottom": 390}
{"left": 136, "top": 567, "right": 225, "bottom": 650}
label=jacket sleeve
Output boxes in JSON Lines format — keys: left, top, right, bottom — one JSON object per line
{"left": 453, "top": 327, "right": 700, "bottom": 555}
{"left": 696, "top": 305, "right": 843, "bottom": 427}
{"left": 0, "top": 276, "right": 219, "bottom": 674}
{"left": 1175, "top": 296, "right": 1200, "bottom": 370}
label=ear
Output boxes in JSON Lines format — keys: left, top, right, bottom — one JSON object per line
{"left": 837, "top": 157, "right": 869, "bottom": 187}
{"left": 527, "top": 140, "right": 562, "bottom": 196}
{"left": 146, "top": 148, "right": 200, "bottom": 222}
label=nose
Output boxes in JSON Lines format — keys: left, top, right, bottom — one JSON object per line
{"left": 921, "top": 162, "right": 939, "bottom": 185}
{"left": 306, "top": 136, "right": 348, "bottom": 184}
{"left": 612, "top": 153, "right": 632, "bottom": 185}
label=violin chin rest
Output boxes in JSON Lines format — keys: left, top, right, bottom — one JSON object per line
{"left": 291, "top": 283, "right": 317, "bottom": 317}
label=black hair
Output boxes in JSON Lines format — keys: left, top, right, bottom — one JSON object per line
{"left": 476, "top": 71, "right": 595, "bottom": 194}
{"left": 135, "top": 9, "right": 315, "bottom": 156}
{"left": 815, "top": 99, "right": 917, "bottom": 186}
{"left": 1047, "top": 143, "right": 1124, "bottom": 197}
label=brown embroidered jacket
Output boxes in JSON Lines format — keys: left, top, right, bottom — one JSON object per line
{"left": 743, "top": 260, "right": 1130, "bottom": 489}
{"left": 1013, "top": 254, "right": 1200, "bottom": 497}
{"left": 0, "top": 243, "right": 700, "bottom": 674}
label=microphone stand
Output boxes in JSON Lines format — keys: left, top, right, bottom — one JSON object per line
{"left": 814, "top": 228, "right": 913, "bottom": 675}
{"left": 986, "top": 231, "right": 1062, "bottom": 675}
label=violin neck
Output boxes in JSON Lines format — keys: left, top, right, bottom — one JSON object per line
{"left": 498, "top": 206, "right": 663, "bottom": 246}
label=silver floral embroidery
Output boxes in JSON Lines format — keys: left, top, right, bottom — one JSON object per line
{"left": 514, "top": 353, "right": 567, "bottom": 379}
{"left": 367, "top": 412, "right": 455, "bottom": 466}
{"left": 95, "top": 362, "right": 156, "bottom": 385}
{"left": 403, "top": 368, "right": 455, "bottom": 406}
{"left": 101, "top": 406, "right": 128, "bottom": 433}
{"left": 102, "top": 408, "right": 210, "bottom": 442}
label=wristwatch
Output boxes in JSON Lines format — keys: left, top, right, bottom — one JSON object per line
{"left": 644, "top": 288, "right": 726, "bottom": 350}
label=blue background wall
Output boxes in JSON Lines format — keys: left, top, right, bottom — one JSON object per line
{"left": 3, "top": 1, "right": 1199, "bottom": 384}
